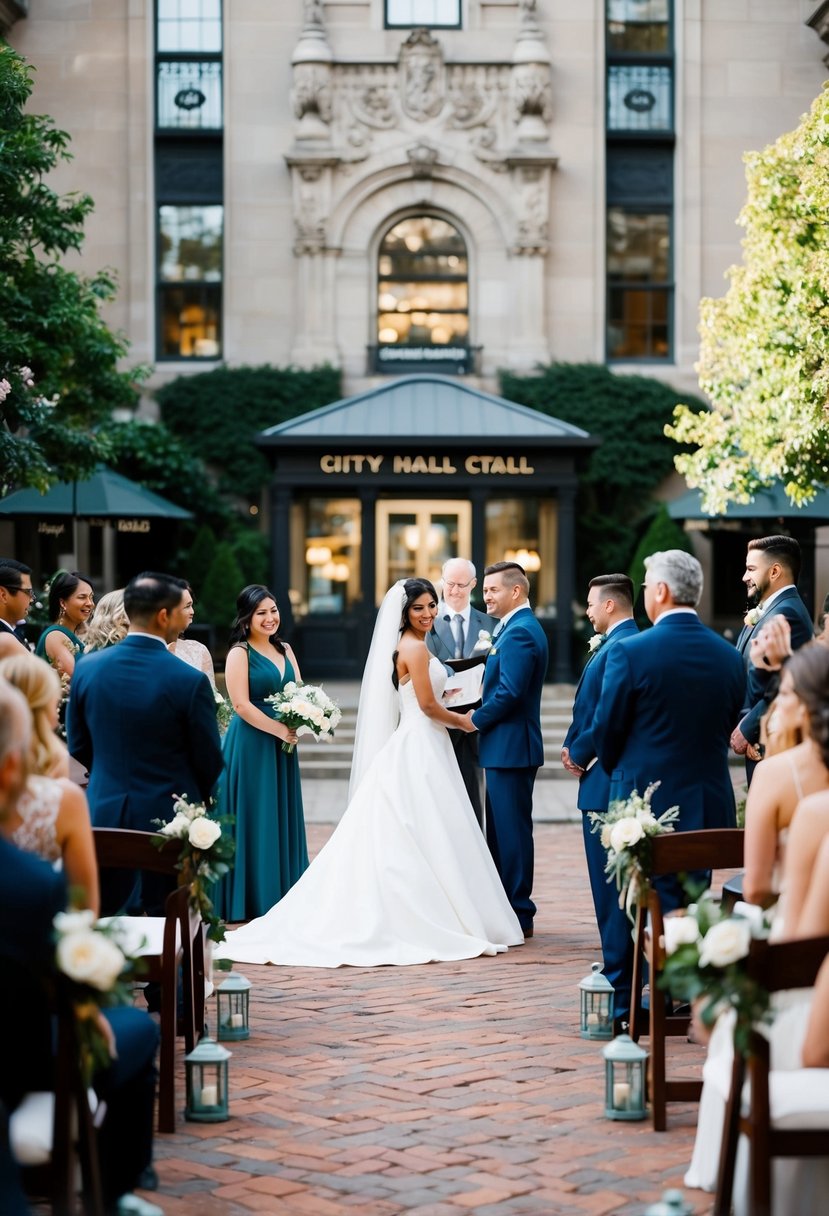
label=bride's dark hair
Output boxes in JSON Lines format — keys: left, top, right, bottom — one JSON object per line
{"left": 392, "top": 577, "right": 439, "bottom": 688}
{"left": 784, "top": 642, "right": 829, "bottom": 768}
{"left": 228, "top": 584, "right": 286, "bottom": 654}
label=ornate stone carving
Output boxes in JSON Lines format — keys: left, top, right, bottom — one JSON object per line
{"left": 511, "top": 62, "right": 553, "bottom": 129}
{"left": 292, "top": 63, "right": 333, "bottom": 125}
{"left": 407, "top": 142, "right": 439, "bottom": 178}
{"left": 292, "top": 163, "right": 329, "bottom": 255}
{"left": 399, "top": 30, "right": 445, "bottom": 122}
{"left": 350, "top": 84, "right": 397, "bottom": 130}
{"left": 509, "top": 163, "right": 552, "bottom": 255}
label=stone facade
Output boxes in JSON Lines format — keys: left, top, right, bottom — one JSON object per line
{"left": 6, "top": 1, "right": 827, "bottom": 402}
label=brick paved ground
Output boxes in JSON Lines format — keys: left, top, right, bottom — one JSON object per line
{"left": 149, "top": 823, "right": 721, "bottom": 1216}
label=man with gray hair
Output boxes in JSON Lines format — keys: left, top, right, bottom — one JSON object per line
{"left": 427, "top": 557, "right": 497, "bottom": 827}
{"left": 592, "top": 550, "right": 745, "bottom": 959}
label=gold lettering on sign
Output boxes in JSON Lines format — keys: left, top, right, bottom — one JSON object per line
{"left": 117, "top": 519, "right": 151, "bottom": 533}
{"left": 320, "top": 454, "right": 386, "bottom": 473}
{"left": 465, "top": 455, "right": 535, "bottom": 475}
{"left": 38, "top": 522, "right": 65, "bottom": 536}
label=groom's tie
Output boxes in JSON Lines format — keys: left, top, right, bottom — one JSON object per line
{"left": 452, "top": 613, "right": 465, "bottom": 659}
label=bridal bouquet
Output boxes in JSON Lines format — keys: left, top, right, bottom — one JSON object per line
{"left": 54, "top": 909, "right": 138, "bottom": 1083}
{"left": 588, "top": 782, "right": 680, "bottom": 921}
{"left": 266, "top": 681, "right": 342, "bottom": 754}
{"left": 659, "top": 892, "right": 772, "bottom": 1055}
{"left": 153, "top": 794, "right": 235, "bottom": 943}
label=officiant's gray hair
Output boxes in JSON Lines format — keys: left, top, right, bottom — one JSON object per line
{"left": 645, "top": 550, "right": 703, "bottom": 607}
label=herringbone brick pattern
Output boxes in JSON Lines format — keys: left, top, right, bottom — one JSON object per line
{"left": 149, "top": 824, "right": 718, "bottom": 1215}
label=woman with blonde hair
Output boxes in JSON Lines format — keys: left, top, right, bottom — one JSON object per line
{"left": 0, "top": 652, "right": 99, "bottom": 912}
{"left": 84, "top": 587, "right": 129, "bottom": 653}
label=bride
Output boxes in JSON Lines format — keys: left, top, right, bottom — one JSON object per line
{"left": 214, "top": 577, "right": 524, "bottom": 966}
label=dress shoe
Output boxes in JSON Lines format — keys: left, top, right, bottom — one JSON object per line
{"left": 613, "top": 1017, "right": 631, "bottom": 1037}
{"left": 523, "top": 925, "right": 534, "bottom": 939}
{"left": 137, "top": 1166, "right": 159, "bottom": 1192}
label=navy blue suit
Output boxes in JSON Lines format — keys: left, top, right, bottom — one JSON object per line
{"left": 68, "top": 634, "right": 223, "bottom": 834}
{"left": 0, "top": 837, "right": 159, "bottom": 1207}
{"left": 471, "top": 606, "right": 548, "bottom": 929}
{"left": 562, "top": 618, "right": 638, "bottom": 1014}
{"left": 428, "top": 603, "right": 497, "bottom": 828}
{"left": 736, "top": 585, "right": 814, "bottom": 748}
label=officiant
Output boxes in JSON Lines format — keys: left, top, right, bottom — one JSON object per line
{"left": 427, "top": 558, "right": 497, "bottom": 828}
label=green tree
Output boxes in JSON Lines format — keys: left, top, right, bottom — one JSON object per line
{"left": 200, "top": 542, "right": 245, "bottom": 633}
{"left": 0, "top": 44, "right": 145, "bottom": 492}
{"left": 186, "top": 525, "right": 219, "bottom": 600}
{"left": 156, "top": 364, "right": 341, "bottom": 503}
{"left": 499, "top": 363, "right": 702, "bottom": 581}
{"left": 627, "top": 503, "right": 694, "bottom": 596}
{"left": 667, "top": 86, "right": 829, "bottom": 511}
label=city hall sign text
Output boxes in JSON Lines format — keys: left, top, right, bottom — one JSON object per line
{"left": 320, "top": 454, "right": 535, "bottom": 476}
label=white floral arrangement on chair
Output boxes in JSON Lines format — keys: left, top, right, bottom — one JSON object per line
{"left": 53, "top": 909, "right": 137, "bottom": 1083}
{"left": 659, "top": 891, "right": 772, "bottom": 1055}
{"left": 588, "top": 782, "right": 680, "bottom": 920}
{"left": 266, "top": 681, "right": 342, "bottom": 754}
{"left": 153, "top": 795, "right": 235, "bottom": 943}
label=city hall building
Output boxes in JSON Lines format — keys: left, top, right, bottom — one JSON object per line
{"left": 4, "top": 2, "right": 829, "bottom": 666}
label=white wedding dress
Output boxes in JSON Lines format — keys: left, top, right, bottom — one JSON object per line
{"left": 215, "top": 657, "right": 524, "bottom": 967}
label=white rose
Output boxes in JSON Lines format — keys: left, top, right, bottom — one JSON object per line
{"left": 609, "top": 816, "right": 645, "bottom": 853}
{"left": 295, "top": 723, "right": 314, "bottom": 738}
{"left": 54, "top": 909, "right": 96, "bottom": 936}
{"left": 663, "top": 915, "right": 702, "bottom": 955}
{"left": 636, "top": 810, "right": 659, "bottom": 831}
{"left": 188, "top": 818, "right": 222, "bottom": 850}
{"left": 282, "top": 681, "right": 297, "bottom": 695}
{"left": 159, "top": 812, "right": 190, "bottom": 838}
{"left": 698, "top": 918, "right": 752, "bottom": 969}
{"left": 57, "top": 928, "right": 126, "bottom": 992}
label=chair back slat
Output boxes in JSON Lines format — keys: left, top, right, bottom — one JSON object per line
{"left": 649, "top": 828, "right": 744, "bottom": 876}
{"left": 748, "top": 934, "right": 829, "bottom": 995}
{"left": 93, "top": 827, "right": 180, "bottom": 876}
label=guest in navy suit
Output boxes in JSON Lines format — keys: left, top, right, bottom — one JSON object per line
{"left": 464, "top": 562, "right": 548, "bottom": 936}
{"left": 594, "top": 551, "right": 745, "bottom": 942}
{"left": 562, "top": 574, "right": 638, "bottom": 1026}
{"left": 0, "top": 682, "right": 161, "bottom": 1216}
{"left": 427, "top": 557, "right": 497, "bottom": 827}
{"left": 68, "top": 572, "right": 223, "bottom": 916}
{"left": 731, "top": 535, "right": 814, "bottom": 783}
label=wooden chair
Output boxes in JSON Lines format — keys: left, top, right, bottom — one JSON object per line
{"left": 10, "top": 976, "right": 104, "bottom": 1216}
{"left": 714, "top": 934, "right": 829, "bottom": 1216}
{"left": 629, "top": 827, "right": 744, "bottom": 1131}
{"left": 92, "top": 828, "right": 206, "bottom": 1133}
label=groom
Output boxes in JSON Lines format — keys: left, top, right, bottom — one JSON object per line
{"left": 462, "top": 561, "right": 548, "bottom": 937}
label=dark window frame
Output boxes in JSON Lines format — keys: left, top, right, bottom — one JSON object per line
{"left": 384, "top": 0, "right": 462, "bottom": 30}
{"left": 155, "top": 202, "right": 224, "bottom": 362}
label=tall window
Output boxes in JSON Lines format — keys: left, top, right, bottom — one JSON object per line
{"left": 155, "top": 1, "right": 223, "bottom": 359}
{"left": 605, "top": 1, "right": 674, "bottom": 361}
{"left": 385, "top": 0, "right": 461, "bottom": 29}
{"left": 376, "top": 217, "right": 469, "bottom": 373}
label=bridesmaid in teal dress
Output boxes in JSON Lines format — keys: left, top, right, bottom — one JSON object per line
{"left": 35, "top": 570, "right": 94, "bottom": 681}
{"left": 217, "top": 584, "right": 309, "bottom": 922}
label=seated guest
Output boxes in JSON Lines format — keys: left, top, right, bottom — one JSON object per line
{"left": 35, "top": 571, "right": 95, "bottom": 681}
{"left": 0, "top": 559, "right": 35, "bottom": 658}
{"left": 741, "top": 644, "right": 829, "bottom": 907}
{"left": 0, "top": 681, "right": 162, "bottom": 1216}
{"left": 84, "top": 589, "right": 129, "bottom": 653}
{"left": 0, "top": 653, "right": 98, "bottom": 913}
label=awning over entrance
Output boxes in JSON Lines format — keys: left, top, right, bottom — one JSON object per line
{"left": 668, "top": 482, "right": 829, "bottom": 524}
{"left": 0, "top": 465, "right": 193, "bottom": 520}
{"left": 257, "top": 375, "right": 596, "bottom": 682}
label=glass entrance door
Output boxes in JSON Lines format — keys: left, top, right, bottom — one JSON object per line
{"left": 375, "top": 500, "right": 472, "bottom": 603}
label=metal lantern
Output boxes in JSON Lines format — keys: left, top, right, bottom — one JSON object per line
{"left": 578, "top": 962, "right": 615, "bottom": 1040}
{"left": 184, "top": 1037, "right": 231, "bottom": 1122}
{"left": 602, "top": 1033, "right": 648, "bottom": 1121}
{"left": 644, "top": 1190, "right": 694, "bottom": 1216}
{"left": 216, "top": 971, "right": 252, "bottom": 1041}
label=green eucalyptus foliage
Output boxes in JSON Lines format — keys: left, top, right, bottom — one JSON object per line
{"left": 668, "top": 86, "right": 829, "bottom": 510}
{"left": 500, "top": 363, "right": 702, "bottom": 582}
{"left": 156, "top": 364, "right": 342, "bottom": 502}
{"left": 0, "top": 43, "right": 146, "bottom": 492}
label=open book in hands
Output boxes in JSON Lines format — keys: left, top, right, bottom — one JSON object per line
{"left": 441, "top": 659, "right": 486, "bottom": 711}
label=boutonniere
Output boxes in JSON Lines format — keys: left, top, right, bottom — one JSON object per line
{"left": 744, "top": 607, "right": 763, "bottom": 629}
{"left": 587, "top": 633, "right": 605, "bottom": 654}
{"left": 473, "top": 629, "right": 492, "bottom": 652}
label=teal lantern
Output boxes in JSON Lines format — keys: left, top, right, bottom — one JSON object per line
{"left": 644, "top": 1190, "right": 694, "bottom": 1216}
{"left": 602, "top": 1033, "right": 647, "bottom": 1121}
{"left": 184, "top": 1037, "right": 231, "bottom": 1122}
{"left": 217, "top": 971, "right": 252, "bottom": 1041}
{"left": 578, "top": 962, "right": 615, "bottom": 1040}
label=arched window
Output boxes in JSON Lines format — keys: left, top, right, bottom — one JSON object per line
{"left": 376, "top": 217, "right": 469, "bottom": 370}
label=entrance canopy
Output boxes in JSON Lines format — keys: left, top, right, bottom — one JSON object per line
{"left": 668, "top": 482, "right": 829, "bottom": 524}
{"left": 0, "top": 466, "right": 193, "bottom": 520}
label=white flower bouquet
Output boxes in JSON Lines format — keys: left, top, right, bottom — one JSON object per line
{"left": 153, "top": 795, "right": 235, "bottom": 942}
{"left": 214, "top": 689, "right": 234, "bottom": 734}
{"left": 659, "top": 891, "right": 772, "bottom": 1055}
{"left": 266, "top": 681, "right": 342, "bottom": 754}
{"left": 53, "top": 908, "right": 137, "bottom": 1082}
{"left": 588, "top": 782, "right": 680, "bottom": 920}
